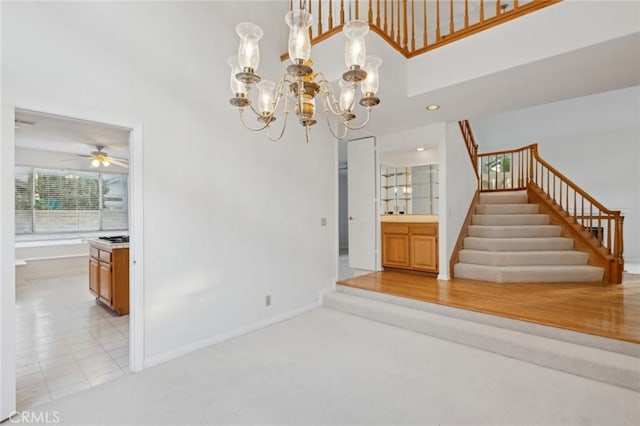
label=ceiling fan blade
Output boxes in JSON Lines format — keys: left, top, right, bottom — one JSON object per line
{"left": 109, "top": 158, "right": 129, "bottom": 168}
{"left": 59, "top": 155, "right": 92, "bottom": 162}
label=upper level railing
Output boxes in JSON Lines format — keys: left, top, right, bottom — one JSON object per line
{"left": 477, "top": 143, "right": 624, "bottom": 280}
{"left": 286, "top": 0, "right": 560, "bottom": 59}
{"left": 458, "top": 120, "right": 478, "bottom": 176}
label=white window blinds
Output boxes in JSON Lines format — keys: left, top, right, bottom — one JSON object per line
{"left": 15, "top": 166, "right": 128, "bottom": 239}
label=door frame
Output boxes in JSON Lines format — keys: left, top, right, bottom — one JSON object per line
{"left": 336, "top": 136, "right": 381, "bottom": 277}
{"left": 0, "top": 102, "right": 145, "bottom": 420}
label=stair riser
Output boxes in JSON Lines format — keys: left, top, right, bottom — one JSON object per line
{"left": 464, "top": 238, "right": 574, "bottom": 251}
{"left": 472, "top": 214, "right": 550, "bottom": 226}
{"left": 479, "top": 192, "right": 528, "bottom": 204}
{"left": 476, "top": 204, "right": 539, "bottom": 214}
{"left": 459, "top": 250, "right": 589, "bottom": 266}
{"left": 468, "top": 226, "right": 562, "bottom": 238}
{"left": 324, "top": 292, "right": 638, "bottom": 391}
{"left": 454, "top": 264, "right": 604, "bottom": 283}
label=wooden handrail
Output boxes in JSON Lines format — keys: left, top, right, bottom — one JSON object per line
{"left": 283, "top": 0, "right": 561, "bottom": 60}
{"left": 458, "top": 120, "right": 478, "bottom": 177}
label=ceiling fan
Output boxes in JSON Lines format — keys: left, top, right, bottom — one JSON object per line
{"left": 77, "top": 146, "right": 129, "bottom": 169}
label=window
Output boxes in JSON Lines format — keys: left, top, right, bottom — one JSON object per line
{"left": 15, "top": 166, "right": 128, "bottom": 241}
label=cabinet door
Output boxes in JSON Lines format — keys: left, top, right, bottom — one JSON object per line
{"left": 410, "top": 235, "right": 438, "bottom": 272}
{"left": 99, "top": 263, "right": 112, "bottom": 305}
{"left": 382, "top": 234, "right": 410, "bottom": 268}
{"left": 89, "top": 259, "right": 99, "bottom": 297}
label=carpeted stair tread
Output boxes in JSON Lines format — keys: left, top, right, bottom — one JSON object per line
{"left": 464, "top": 236, "right": 574, "bottom": 251}
{"left": 476, "top": 203, "right": 539, "bottom": 214}
{"left": 453, "top": 263, "right": 604, "bottom": 283}
{"left": 468, "top": 225, "right": 562, "bottom": 238}
{"left": 459, "top": 249, "right": 589, "bottom": 266}
{"left": 472, "top": 214, "right": 550, "bottom": 226}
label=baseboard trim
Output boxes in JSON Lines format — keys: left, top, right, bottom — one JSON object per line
{"left": 318, "top": 286, "right": 335, "bottom": 305}
{"left": 144, "top": 301, "right": 320, "bottom": 369}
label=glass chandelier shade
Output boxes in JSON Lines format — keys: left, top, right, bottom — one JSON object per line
{"left": 361, "top": 55, "right": 382, "bottom": 95}
{"left": 343, "top": 20, "right": 369, "bottom": 69}
{"left": 257, "top": 80, "right": 276, "bottom": 115}
{"left": 227, "top": 56, "right": 246, "bottom": 95}
{"left": 236, "top": 22, "right": 263, "bottom": 72}
{"left": 285, "top": 10, "right": 313, "bottom": 63}
{"left": 339, "top": 80, "right": 355, "bottom": 111}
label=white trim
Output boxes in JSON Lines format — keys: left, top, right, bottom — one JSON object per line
{"left": 318, "top": 287, "right": 335, "bottom": 305}
{"left": 0, "top": 105, "right": 17, "bottom": 421}
{"left": 129, "top": 123, "right": 145, "bottom": 373}
{"left": 144, "top": 301, "right": 320, "bottom": 369}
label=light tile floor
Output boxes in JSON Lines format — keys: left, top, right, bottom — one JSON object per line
{"left": 15, "top": 273, "right": 130, "bottom": 410}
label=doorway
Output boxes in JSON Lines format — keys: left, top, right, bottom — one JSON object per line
{"left": 0, "top": 106, "right": 144, "bottom": 419}
{"left": 337, "top": 137, "right": 378, "bottom": 280}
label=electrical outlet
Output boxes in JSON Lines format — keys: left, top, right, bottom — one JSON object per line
{"left": 265, "top": 295, "right": 271, "bottom": 306}
{"left": 320, "top": 217, "right": 327, "bottom": 226}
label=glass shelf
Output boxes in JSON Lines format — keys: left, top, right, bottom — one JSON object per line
{"left": 380, "top": 164, "right": 439, "bottom": 215}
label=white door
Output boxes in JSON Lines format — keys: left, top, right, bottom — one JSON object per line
{"left": 347, "top": 137, "right": 376, "bottom": 270}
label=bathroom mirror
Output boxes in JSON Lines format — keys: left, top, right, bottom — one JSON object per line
{"left": 380, "top": 164, "right": 439, "bottom": 215}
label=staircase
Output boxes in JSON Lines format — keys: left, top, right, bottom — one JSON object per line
{"left": 453, "top": 191, "right": 604, "bottom": 283}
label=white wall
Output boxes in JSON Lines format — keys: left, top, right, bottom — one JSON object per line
{"left": 378, "top": 123, "right": 443, "bottom": 153}
{"left": 440, "top": 123, "right": 478, "bottom": 280}
{"left": 472, "top": 86, "right": 640, "bottom": 263}
{"left": 408, "top": 0, "right": 640, "bottom": 96}
{"left": 1, "top": 1, "right": 336, "bottom": 376}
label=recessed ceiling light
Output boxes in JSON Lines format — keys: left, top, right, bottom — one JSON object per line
{"left": 416, "top": 147, "right": 425, "bottom": 152}
{"left": 426, "top": 104, "right": 440, "bottom": 111}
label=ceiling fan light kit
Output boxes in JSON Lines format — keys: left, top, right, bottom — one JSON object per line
{"left": 228, "top": 2, "right": 381, "bottom": 143}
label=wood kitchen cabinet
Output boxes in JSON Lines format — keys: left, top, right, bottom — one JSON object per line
{"left": 89, "top": 242, "right": 129, "bottom": 315}
{"left": 381, "top": 222, "right": 438, "bottom": 273}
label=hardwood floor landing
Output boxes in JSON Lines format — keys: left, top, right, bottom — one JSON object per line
{"left": 338, "top": 271, "right": 640, "bottom": 344}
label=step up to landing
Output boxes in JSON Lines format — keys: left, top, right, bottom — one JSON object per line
{"left": 324, "top": 287, "right": 640, "bottom": 391}
{"left": 454, "top": 263, "right": 605, "bottom": 283}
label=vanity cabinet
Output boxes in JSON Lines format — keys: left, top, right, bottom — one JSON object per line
{"left": 89, "top": 242, "right": 129, "bottom": 315}
{"left": 382, "top": 222, "right": 438, "bottom": 273}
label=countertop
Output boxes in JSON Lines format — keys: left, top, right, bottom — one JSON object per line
{"left": 380, "top": 214, "right": 438, "bottom": 223}
{"left": 88, "top": 239, "right": 130, "bottom": 250}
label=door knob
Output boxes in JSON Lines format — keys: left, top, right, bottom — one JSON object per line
{"left": 349, "top": 216, "right": 354, "bottom": 220}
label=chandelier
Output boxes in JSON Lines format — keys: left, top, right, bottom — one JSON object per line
{"left": 228, "top": 3, "right": 381, "bottom": 143}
